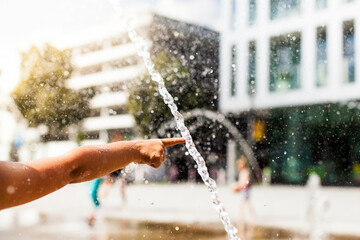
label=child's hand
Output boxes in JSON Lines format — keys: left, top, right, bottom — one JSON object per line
{"left": 0, "top": 137, "right": 185, "bottom": 210}
{"left": 131, "top": 138, "right": 185, "bottom": 168}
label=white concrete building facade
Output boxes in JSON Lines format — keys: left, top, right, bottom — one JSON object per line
{"left": 219, "top": 0, "right": 360, "bottom": 185}
{"left": 220, "top": 0, "right": 360, "bottom": 112}
{"left": 58, "top": 14, "right": 156, "bottom": 144}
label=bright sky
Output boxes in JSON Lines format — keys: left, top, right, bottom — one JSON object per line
{"left": 0, "top": 0, "right": 221, "bottom": 93}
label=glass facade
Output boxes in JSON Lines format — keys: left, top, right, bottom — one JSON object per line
{"left": 230, "top": 0, "right": 237, "bottom": 30}
{"left": 223, "top": 0, "right": 360, "bottom": 187}
{"left": 248, "top": 41, "right": 256, "bottom": 94}
{"left": 270, "top": 33, "right": 301, "bottom": 92}
{"left": 316, "top": 26, "right": 327, "bottom": 87}
{"left": 343, "top": 21, "right": 355, "bottom": 83}
{"left": 268, "top": 104, "right": 360, "bottom": 186}
{"left": 249, "top": 0, "right": 257, "bottom": 26}
{"left": 231, "top": 44, "right": 237, "bottom": 96}
{"left": 316, "top": 0, "right": 327, "bottom": 9}
{"left": 270, "top": 0, "right": 301, "bottom": 20}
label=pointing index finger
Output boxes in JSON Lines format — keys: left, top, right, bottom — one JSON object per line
{"left": 161, "top": 138, "right": 186, "bottom": 148}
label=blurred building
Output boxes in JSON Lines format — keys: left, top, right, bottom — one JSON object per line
{"left": 0, "top": 61, "right": 20, "bottom": 161}
{"left": 220, "top": 0, "right": 360, "bottom": 185}
{"left": 53, "top": 13, "right": 218, "bottom": 145}
{"left": 50, "top": 12, "right": 219, "bottom": 180}
{"left": 60, "top": 18, "right": 146, "bottom": 145}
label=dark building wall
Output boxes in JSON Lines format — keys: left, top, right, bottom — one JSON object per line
{"left": 149, "top": 14, "right": 219, "bottom": 111}
{"left": 142, "top": 15, "right": 222, "bottom": 181}
{"left": 267, "top": 104, "right": 360, "bottom": 186}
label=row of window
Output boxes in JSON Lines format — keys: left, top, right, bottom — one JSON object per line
{"left": 230, "top": 20, "right": 355, "bottom": 95}
{"left": 231, "top": 0, "right": 356, "bottom": 30}
{"left": 74, "top": 34, "right": 131, "bottom": 55}
{"left": 76, "top": 55, "right": 140, "bottom": 76}
{"left": 89, "top": 106, "right": 127, "bottom": 118}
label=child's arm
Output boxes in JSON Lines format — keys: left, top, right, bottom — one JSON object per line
{"left": 0, "top": 138, "right": 185, "bottom": 210}
{"left": 232, "top": 169, "right": 250, "bottom": 192}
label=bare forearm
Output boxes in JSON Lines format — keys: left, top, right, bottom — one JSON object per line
{"left": 0, "top": 138, "right": 185, "bottom": 210}
{"left": 64, "top": 141, "right": 136, "bottom": 183}
{"left": 0, "top": 141, "right": 136, "bottom": 210}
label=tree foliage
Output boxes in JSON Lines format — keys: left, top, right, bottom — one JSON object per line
{"left": 127, "top": 50, "right": 213, "bottom": 138}
{"left": 12, "top": 44, "right": 94, "bottom": 136}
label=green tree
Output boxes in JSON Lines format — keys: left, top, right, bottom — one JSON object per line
{"left": 127, "top": 50, "right": 212, "bottom": 138}
{"left": 12, "top": 44, "right": 94, "bottom": 138}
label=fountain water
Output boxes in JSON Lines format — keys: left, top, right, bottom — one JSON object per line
{"left": 307, "top": 173, "right": 329, "bottom": 240}
{"left": 110, "top": 1, "right": 240, "bottom": 239}
{"left": 157, "top": 108, "right": 263, "bottom": 183}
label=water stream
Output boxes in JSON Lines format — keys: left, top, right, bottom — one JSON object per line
{"left": 110, "top": 1, "right": 240, "bottom": 239}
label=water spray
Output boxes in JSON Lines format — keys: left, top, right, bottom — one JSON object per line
{"left": 110, "top": 1, "right": 240, "bottom": 239}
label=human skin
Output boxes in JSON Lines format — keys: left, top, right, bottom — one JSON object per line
{"left": 233, "top": 158, "right": 250, "bottom": 192}
{"left": 0, "top": 138, "right": 185, "bottom": 210}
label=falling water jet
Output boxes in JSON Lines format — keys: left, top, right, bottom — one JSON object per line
{"left": 158, "top": 109, "right": 262, "bottom": 182}
{"left": 110, "top": 1, "right": 240, "bottom": 239}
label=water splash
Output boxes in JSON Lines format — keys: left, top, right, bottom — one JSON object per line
{"left": 307, "top": 173, "right": 329, "bottom": 240}
{"left": 110, "top": 1, "right": 240, "bottom": 239}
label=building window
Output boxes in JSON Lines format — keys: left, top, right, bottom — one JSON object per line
{"left": 89, "top": 108, "right": 101, "bottom": 117}
{"left": 79, "top": 42, "right": 103, "bottom": 55}
{"left": 111, "top": 35, "right": 131, "bottom": 47}
{"left": 248, "top": 41, "right": 256, "bottom": 94}
{"left": 316, "top": 26, "right": 328, "bottom": 87}
{"left": 249, "top": 0, "right": 257, "bottom": 26}
{"left": 230, "top": 0, "right": 237, "bottom": 30}
{"left": 343, "top": 20, "right": 355, "bottom": 83}
{"left": 231, "top": 44, "right": 237, "bottom": 96}
{"left": 316, "top": 0, "right": 327, "bottom": 9}
{"left": 83, "top": 131, "right": 100, "bottom": 140}
{"left": 270, "top": 0, "right": 301, "bottom": 20}
{"left": 270, "top": 32, "right": 301, "bottom": 92}
{"left": 78, "top": 64, "right": 102, "bottom": 76}
{"left": 108, "top": 106, "right": 126, "bottom": 116}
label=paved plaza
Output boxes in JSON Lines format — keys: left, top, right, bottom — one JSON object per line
{"left": 1, "top": 182, "right": 360, "bottom": 239}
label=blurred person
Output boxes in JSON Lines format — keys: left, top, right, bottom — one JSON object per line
{"left": 169, "top": 165, "right": 179, "bottom": 182}
{"left": 87, "top": 169, "right": 131, "bottom": 226}
{"left": 101, "top": 169, "right": 129, "bottom": 209}
{"left": 87, "top": 177, "right": 103, "bottom": 226}
{"left": 0, "top": 138, "right": 185, "bottom": 210}
{"left": 188, "top": 168, "right": 197, "bottom": 182}
{"left": 232, "top": 156, "right": 256, "bottom": 239}
{"left": 217, "top": 167, "right": 226, "bottom": 185}
{"left": 101, "top": 132, "right": 130, "bottom": 209}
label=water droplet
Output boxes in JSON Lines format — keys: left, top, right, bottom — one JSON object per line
{"left": 117, "top": 7, "right": 240, "bottom": 239}
{"left": 7, "top": 185, "right": 15, "bottom": 194}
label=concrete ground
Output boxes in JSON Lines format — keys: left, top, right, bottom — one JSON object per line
{"left": 1, "top": 182, "right": 360, "bottom": 239}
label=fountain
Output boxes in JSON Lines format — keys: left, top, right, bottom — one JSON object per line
{"left": 110, "top": 1, "right": 240, "bottom": 239}
{"left": 307, "top": 173, "right": 329, "bottom": 240}
{"left": 157, "top": 108, "right": 263, "bottom": 183}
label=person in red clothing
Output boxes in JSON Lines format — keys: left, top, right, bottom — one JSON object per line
{"left": 0, "top": 138, "right": 185, "bottom": 210}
